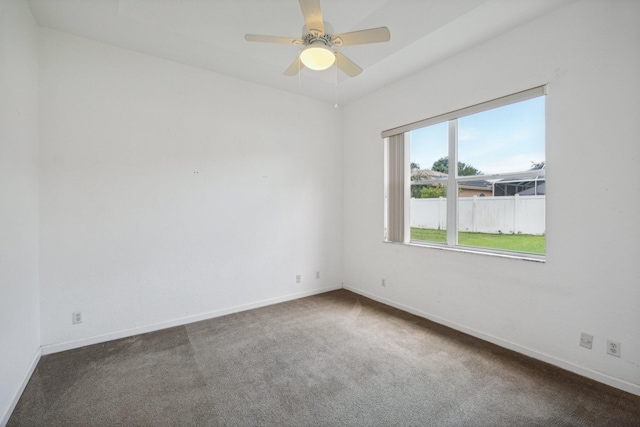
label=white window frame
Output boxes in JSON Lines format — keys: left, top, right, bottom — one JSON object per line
{"left": 383, "top": 86, "right": 546, "bottom": 261}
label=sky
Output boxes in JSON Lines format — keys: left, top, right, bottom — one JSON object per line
{"left": 410, "top": 96, "right": 545, "bottom": 176}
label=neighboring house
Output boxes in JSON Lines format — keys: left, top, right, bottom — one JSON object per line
{"left": 410, "top": 169, "right": 447, "bottom": 198}
{"left": 411, "top": 169, "right": 492, "bottom": 197}
{"left": 493, "top": 163, "right": 546, "bottom": 196}
{"left": 459, "top": 181, "right": 492, "bottom": 197}
{"left": 411, "top": 165, "right": 546, "bottom": 198}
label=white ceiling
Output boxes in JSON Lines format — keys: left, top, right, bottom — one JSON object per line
{"left": 27, "top": 0, "right": 572, "bottom": 105}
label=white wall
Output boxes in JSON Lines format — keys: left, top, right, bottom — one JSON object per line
{"left": 342, "top": 0, "right": 640, "bottom": 395}
{"left": 0, "top": 0, "right": 41, "bottom": 423}
{"left": 38, "top": 29, "right": 343, "bottom": 350}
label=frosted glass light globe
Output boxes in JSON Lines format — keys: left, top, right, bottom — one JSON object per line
{"left": 300, "top": 44, "right": 335, "bottom": 71}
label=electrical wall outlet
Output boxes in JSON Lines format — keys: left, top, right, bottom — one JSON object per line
{"left": 316, "top": 271, "right": 320, "bottom": 279}
{"left": 579, "top": 332, "right": 593, "bottom": 349}
{"left": 381, "top": 279, "right": 386, "bottom": 287}
{"left": 607, "top": 340, "right": 621, "bottom": 357}
{"left": 72, "top": 312, "right": 82, "bottom": 324}
{"left": 296, "top": 275, "right": 301, "bottom": 284}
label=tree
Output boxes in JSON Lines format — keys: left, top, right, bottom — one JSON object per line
{"left": 419, "top": 184, "right": 447, "bottom": 198}
{"left": 410, "top": 162, "right": 429, "bottom": 181}
{"left": 431, "top": 157, "right": 449, "bottom": 174}
{"left": 431, "top": 157, "right": 481, "bottom": 176}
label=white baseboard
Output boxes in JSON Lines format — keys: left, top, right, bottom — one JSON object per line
{"left": 343, "top": 284, "right": 640, "bottom": 397}
{"left": 1, "top": 347, "right": 41, "bottom": 427}
{"left": 41, "top": 284, "right": 343, "bottom": 356}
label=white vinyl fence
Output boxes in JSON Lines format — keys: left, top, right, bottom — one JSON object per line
{"left": 411, "top": 195, "right": 545, "bottom": 235}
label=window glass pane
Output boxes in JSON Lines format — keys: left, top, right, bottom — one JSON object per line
{"left": 409, "top": 122, "right": 448, "bottom": 244}
{"left": 457, "top": 182, "right": 545, "bottom": 255}
{"left": 410, "top": 184, "right": 447, "bottom": 243}
{"left": 458, "top": 97, "right": 545, "bottom": 176}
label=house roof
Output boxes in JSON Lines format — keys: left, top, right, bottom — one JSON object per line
{"left": 411, "top": 169, "right": 447, "bottom": 180}
{"left": 459, "top": 180, "right": 492, "bottom": 189}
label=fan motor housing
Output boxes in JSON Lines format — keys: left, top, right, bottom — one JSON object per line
{"left": 303, "top": 33, "right": 332, "bottom": 47}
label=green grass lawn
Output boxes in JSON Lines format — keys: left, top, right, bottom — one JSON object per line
{"left": 410, "top": 228, "right": 545, "bottom": 254}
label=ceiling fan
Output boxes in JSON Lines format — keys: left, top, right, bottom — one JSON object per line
{"left": 245, "top": 0, "right": 390, "bottom": 77}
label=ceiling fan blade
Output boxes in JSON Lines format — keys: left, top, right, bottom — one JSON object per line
{"left": 283, "top": 57, "right": 305, "bottom": 76}
{"left": 299, "top": 0, "right": 324, "bottom": 35}
{"left": 335, "top": 51, "right": 362, "bottom": 77}
{"left": 332, "top": 27, "right": 390, "bottom": 46}
{"left": 245, "top": 34, "right": 303, "bottom": 45}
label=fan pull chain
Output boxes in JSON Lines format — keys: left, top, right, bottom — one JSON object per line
{"left": 297, "top": 52, "right": 302, "bottom": 120}
{"left": 334, "top": 53, "right": 339, "bottom": 109}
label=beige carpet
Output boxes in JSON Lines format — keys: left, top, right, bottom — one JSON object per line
{"left": 8, "top": 289, "right": 640, "bottom": 426}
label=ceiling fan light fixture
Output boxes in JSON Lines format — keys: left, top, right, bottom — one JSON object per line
{"left": 300, "top": 44, "right": 335, "bottom": 71}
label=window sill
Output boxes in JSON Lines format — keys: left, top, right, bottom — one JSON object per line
{"left": 384, "top": 239, "right": 546, "bottom": 263}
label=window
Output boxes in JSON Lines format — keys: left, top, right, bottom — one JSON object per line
{"left": 384, "top": 86, "right": 546, "bottom": 258}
